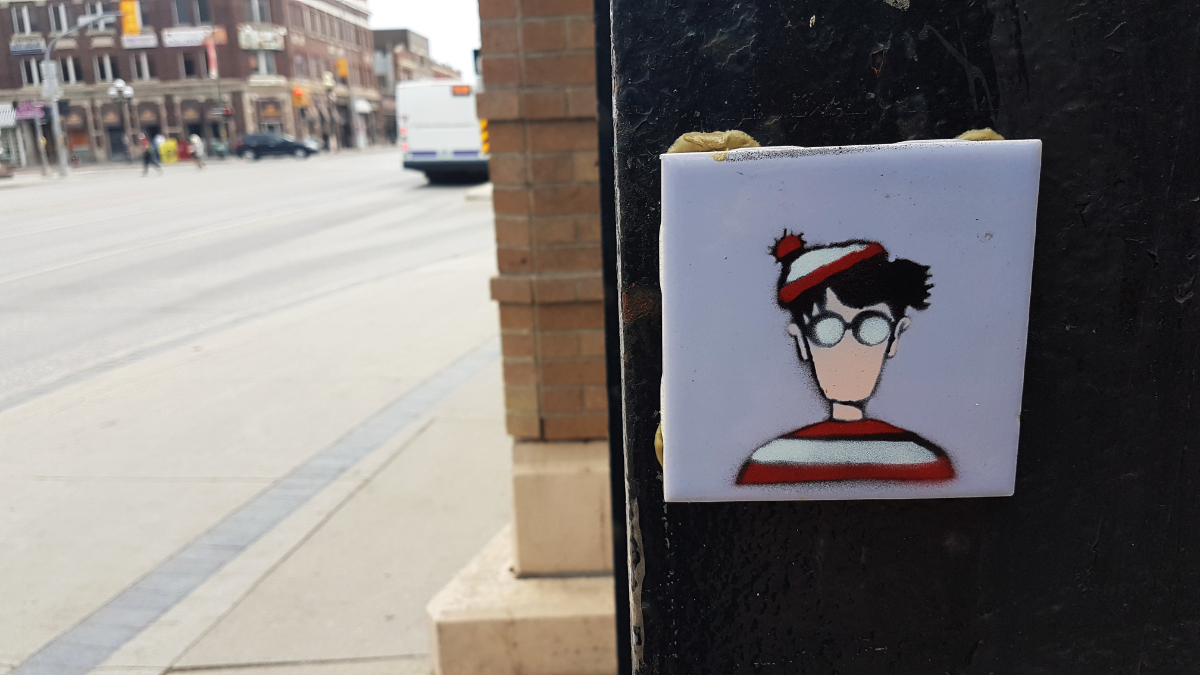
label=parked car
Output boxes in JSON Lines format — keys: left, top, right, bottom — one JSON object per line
{"left": 234, "top": 133, "right": 314, "bottom": 160}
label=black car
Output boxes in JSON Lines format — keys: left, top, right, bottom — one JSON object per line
{"left": 234, "top": 133, "right": 314, "bottom": 160}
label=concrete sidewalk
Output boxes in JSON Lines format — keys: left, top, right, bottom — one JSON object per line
{"left": 1, "top": 249, "right": 512, "bottom": 675}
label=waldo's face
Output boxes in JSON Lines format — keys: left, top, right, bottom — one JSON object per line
{"left": 789, "top": 288, "right": 910, "bottom": 404}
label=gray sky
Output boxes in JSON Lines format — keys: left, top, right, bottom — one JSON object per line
{"left": 369, "top": 0, "right": 481, "bottom": 80}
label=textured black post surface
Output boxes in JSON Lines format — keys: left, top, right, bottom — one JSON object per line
{"left": 611, "top": 2, "right": 1200, "bottom": 673}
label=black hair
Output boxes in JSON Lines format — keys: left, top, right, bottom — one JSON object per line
{"left": 772, "top": 232, "right": 932, "bottom": 321}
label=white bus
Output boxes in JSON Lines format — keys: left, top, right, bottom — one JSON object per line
{"left": 396, "top": 80, "right": 489, "bottom": 183}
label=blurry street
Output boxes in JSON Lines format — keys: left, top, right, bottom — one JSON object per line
{"left": 0, "top": 152, "right": 512, "bottom": 675}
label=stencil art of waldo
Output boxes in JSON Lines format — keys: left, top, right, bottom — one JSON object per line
{"left": 737, "top": 232, "right": 956, "bottom": 485}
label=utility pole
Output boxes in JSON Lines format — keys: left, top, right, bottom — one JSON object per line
{"left": 43, "top": 10, "right": 123, "bottom": 175}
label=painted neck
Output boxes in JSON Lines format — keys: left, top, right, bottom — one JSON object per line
{"left": 830, "top": 402, "right": 865, "bottom": 421}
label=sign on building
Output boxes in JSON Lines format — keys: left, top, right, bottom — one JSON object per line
{"left": 120, "top": 0, "right": 141, "bottom": 36}
{"left": 14, "top": 102, "right": 45, "bottom": 120}
{"left": 10, "top": 35, "right": 46, "bottom": 55}
{"left": 121, "top": 33, "right": 158, "bottom": 49}
{"left": 237, "top": 24, "right": 286, "bottom": 51}
{"left": 162, "top": 26, "right": 213, "bottom": 48}
{"left": 0, "top": 103, "right": 16, "bottom": 129}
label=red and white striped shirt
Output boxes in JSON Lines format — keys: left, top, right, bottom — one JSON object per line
{"left": 737, "top": 419, "right": 955, "bottom": 484}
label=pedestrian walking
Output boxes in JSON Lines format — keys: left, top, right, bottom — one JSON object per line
{"left": 140, "top": 134, "right": 162, "bottom": 176}
{"left": 188, "top": 134, "right": 206, "bottom": 169}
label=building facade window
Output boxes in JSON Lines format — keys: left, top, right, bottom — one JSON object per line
{"left": 248, "top": 50, "right": 276, "bottom": 75}
{"left": 288, "top": 4, "right": 301, "bottom": 28}
{"left": 10, "top": 5, "right": 39, "bottom": 34}
{"left": 174, "top": 0, "right": 212, "bottom": 26}
{"left": 181, "top": 51, "right": 206, "bottom": 78}
{"left": 244, "top": 0, "right": 270, "bottom": 24}
{"left": 58, "top": 56, "right": 83, "bottom": 84}
{"left": 131, "top": 51, "right": 155, "bottom": 80}
{"left": 48, "top": 3, "right": 71, "bottom": 33}
{"left": 94, "top": 53, "right": 120, "bottom": 82}
{"left": 85, "top": 2, "right": 114, "bottom": 30}
{"left": 302, "top": 6, "right": 311, "bottom": 31}
{"left": 19, "top": 58, "right": 40, "bottom": 86}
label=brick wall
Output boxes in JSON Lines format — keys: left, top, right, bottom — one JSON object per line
{"left": 478, "top": 0, "right": 606, "bottom": 441}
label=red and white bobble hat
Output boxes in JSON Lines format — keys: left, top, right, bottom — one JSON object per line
{"left": 774, "top": 234, "right": 886, "bottom": 304}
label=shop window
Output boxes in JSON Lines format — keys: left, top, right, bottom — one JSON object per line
{"left": 131, "top": 51, "right": 155, "bottom": 80}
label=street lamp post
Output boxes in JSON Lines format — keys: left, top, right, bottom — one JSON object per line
{"left": 107, "top": 79, "right": 134, "bottom": 161}
{"left": 43, "top": 11, "right": 122, "bottom": 175}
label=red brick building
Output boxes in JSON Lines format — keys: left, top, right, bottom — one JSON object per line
{"left": 0, "top": 0, "right": 380, "bottom": 164}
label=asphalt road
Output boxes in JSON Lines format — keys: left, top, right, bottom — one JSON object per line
{"left": 0, "top": 151, "right": 494, "bottom": 410}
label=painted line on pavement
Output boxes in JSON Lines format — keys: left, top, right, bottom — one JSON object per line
{"left": 10, "top": 337, "right": 500, "bottom": 675}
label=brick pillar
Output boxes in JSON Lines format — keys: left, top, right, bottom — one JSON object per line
{"left": 426, "top": 2, "right": 617, "bottom": 673}
{"left": 479, "top": 0, "right": 607, "bottom": 443}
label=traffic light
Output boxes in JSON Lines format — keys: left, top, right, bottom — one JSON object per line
{"left": 291, "top": 86, "right": 310, "bottom": 108}
{"left": 57, "top": 100, "right": 69, "bottom": 115}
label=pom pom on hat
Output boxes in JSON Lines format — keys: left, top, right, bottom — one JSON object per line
{"left": 772, "top": 232, "right": 805, "bottom": 262}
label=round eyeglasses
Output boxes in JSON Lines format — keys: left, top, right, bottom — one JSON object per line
{"left": 804, "top": 311, "right": 895, "bottom": 348}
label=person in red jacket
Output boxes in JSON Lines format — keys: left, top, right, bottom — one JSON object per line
{"left": 737, "top": 232, "right": 955, "bottom": 486}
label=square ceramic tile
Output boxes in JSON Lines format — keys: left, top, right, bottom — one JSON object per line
{"left": 660, "top": 140, "right": 1041, "bottom": 501}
